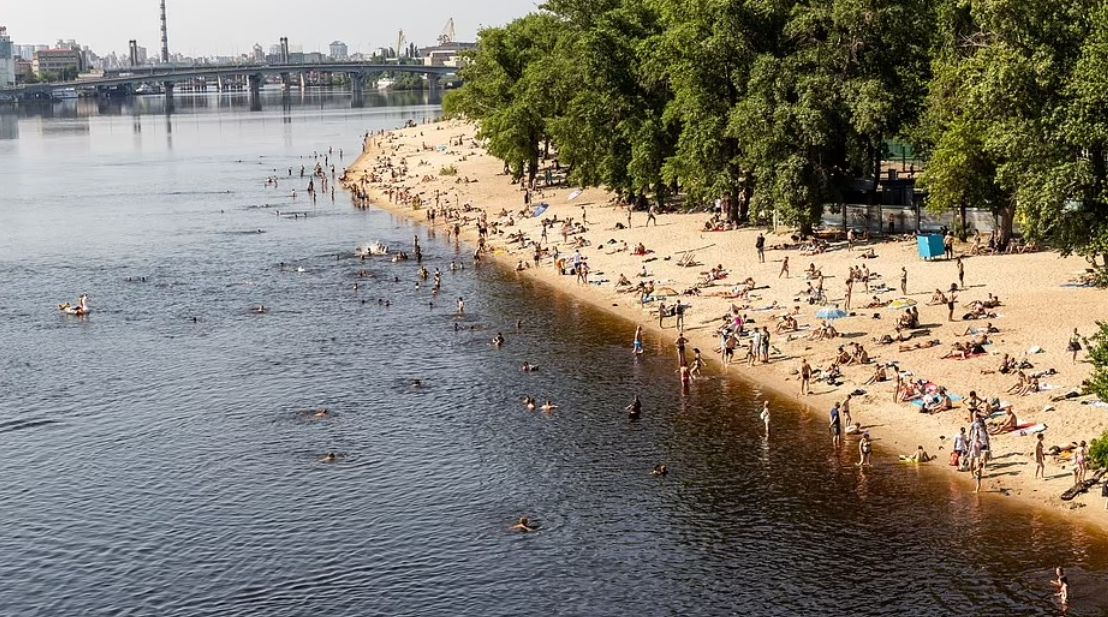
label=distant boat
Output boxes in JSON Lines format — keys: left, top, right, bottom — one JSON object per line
{"left": 376, "top": 78, "right": 395, "bottom": 91}
{"left": 134, "top": 84, "right": 161, "bottom": 95}
{"left": 52, "top": 88, "right": 79, "bottom": 100}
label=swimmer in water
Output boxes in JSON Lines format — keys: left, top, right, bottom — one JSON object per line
{"left": 652, "top": 464, "right": 668, "bottom": 477}
{"left": 312, "top": 408, "right": 330, "bottom": 419}
{"left": 521, "top": 362, "right": 536, "bottom": 373}
{"left": 493, "top": 332, "right": 505, "bottom": 347}
{"left": 516, "top": 319, "right": 523, "bottom": 330}
{"left": 522, "top": 396, "right": 536, "bottom": 411}
{"left": 541, "top": 400, "right": 558, "bottom": 413}
{"left": 511, "top": 516, "right": 536, "bottom": 533}
{"left": 320, "top": 452, "right": 337, "bottom": 463}
{"left": 626, "top": 395, "right": 642, "bottom": 420}
{"left": 411, "top": 379, "right": 423, "bottom": 388}
{"left": 253, "top": 305, "right": 268, "bottom": 314}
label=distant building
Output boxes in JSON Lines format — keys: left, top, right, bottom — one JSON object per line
{"left": 13, "top": 58, "right": 33, "bottom": 83}
{"left": 329, "top": 40, "right": 348, "bottom": 61}
{"left": 252, "top": 43, "right": 265, "bottom": 63}
{"left": 419, "top": 42, "right": 475, "bottom": 68}
{"left": 0, "top": 27, "right": 14, "bottom": 87}
{"left": 33, "top": 48, "right": 84, "bottom": 78}
{"left": 303, "top": 51, "right": 324, "bottom": 64}
{"left": 16, "top": 44, "right": 36, "bottom": 61}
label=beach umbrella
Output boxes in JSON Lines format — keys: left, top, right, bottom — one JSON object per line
{"left": 890, "top": 298, "right": 917, "bottom": 310}
{"left": 816, "top": 307, "right": 849, "bottom": 321}
{"left": 568, "top": 190, "right": 583, "bottom": 201}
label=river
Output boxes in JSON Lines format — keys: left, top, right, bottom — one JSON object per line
{"left": 1, "top": 90, "right": 1107, "bottom": 616}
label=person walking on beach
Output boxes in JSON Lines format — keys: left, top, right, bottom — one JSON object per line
{"left": 956, "top": 256, "right": 965, "bottom": 287}
{"left": 947, "top": 291, "right": 957, "bottom": 322}
{"left": 844, "top": 279, "right": 854, "bottom": 310}
{"left": 675, "top": 302, "right": 685, "bottom": 330}
{"left": 1068, "top": 328, "right": 1083, "bottom": 363}
{"left": 658, "top": 300, "right": 667, "bottom": 329}
{"left": 829, "top": 401, "right": 842, "bottom": 447}
{"left": 760, "top": 327, "right": 771, "bottom": 363}
{"left": 759, "top": 401, "right": 770, "bottom": 434}
{"left": 900, "top": 267, "right": 908, "bottom": 296}
{"left": 756, "top": 233, "right": 766, "bottom": 263}
{"left": 779, "top": 256, "right": 790, "bottom": 279}
{"left": 800, "top": 360, "right": 812, "bottom": 395}
{"left": 1034, "top": 433, "right": 1046, "bottom": 479}
{"left": 944, "top": 230, "right": 954, "bottom": 260}
{"left": 953, "top": 427, "right": 968, "bottom": 469}
{"left": 646, "top": 205, "right": 658, "bottom": 227}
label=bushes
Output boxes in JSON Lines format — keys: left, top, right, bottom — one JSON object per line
{"left": 1089, "top": 321, "right": 1108, "bottom": 403}
{"left": 1090, "top": 432, "right": 1108, "bottom": 470}
{"left": 440, "top": 165, "right": 458, "bottom": 177}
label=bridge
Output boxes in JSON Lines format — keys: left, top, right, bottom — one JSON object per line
{"left": 0, "top": 62, "right": 458, "bottom": 104}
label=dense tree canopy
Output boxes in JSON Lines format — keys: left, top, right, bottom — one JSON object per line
{"left": 446, "top": 0, "right": 1108, "bottom": 267}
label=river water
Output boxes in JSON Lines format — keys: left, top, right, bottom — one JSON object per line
{"left": 1, "top": 90, "right": 1107, "bottom": 617}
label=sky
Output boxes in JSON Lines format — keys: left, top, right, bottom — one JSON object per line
{"left": 2, "top": 0, "right": 540, "bottom": 57}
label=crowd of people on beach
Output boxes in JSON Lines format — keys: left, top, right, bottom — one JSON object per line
{"left": 330, "top": 120, "right": 1107, "bottom": 609}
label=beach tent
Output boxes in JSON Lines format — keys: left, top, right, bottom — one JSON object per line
{"left": 917, "top": 234, "right": 944, "bottom": 260}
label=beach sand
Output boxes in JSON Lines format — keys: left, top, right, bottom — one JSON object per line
{"left": 343, "top": 119, "right": 1108, "bottom": 528}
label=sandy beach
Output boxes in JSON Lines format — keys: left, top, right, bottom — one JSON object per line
{"left": 344, "top": 119, "right": 1108, "bottom": 528}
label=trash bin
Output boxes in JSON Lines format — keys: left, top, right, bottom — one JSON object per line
{"left": 917, "top": 234, "right": 944, "bottom": 261}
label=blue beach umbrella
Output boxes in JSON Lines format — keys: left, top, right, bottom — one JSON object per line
{"left": 816, "top": 307, "right": 849, "bottom": 321}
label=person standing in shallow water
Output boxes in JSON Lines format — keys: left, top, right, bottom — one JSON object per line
{"left": 857, "top": 432, "right": 872, "bottom": 466}
{"left": 829, "top": 401, "right": 842, "bottom": 447}
{"left": 759, "top": 401, "right": 770, "bottom": 434}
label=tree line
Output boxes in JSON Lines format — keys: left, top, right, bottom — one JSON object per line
{"left": 444, "top": 0, "right": 1108, "bottom": 267}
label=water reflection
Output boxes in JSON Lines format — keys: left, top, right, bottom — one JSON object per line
{"left": 0, "top": 88, "right": 440, "bottom": 127}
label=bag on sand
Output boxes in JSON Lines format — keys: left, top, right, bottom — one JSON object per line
{"left": 949, "top": 451, "right": 960, "bottom": 467}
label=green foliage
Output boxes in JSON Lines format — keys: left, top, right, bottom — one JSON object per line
{"left": 1090, "top": 431, "right": 1108, "bottom": 469}
{"left": 439, "top": 165, "right": 458, "bottom": 176}
{"left": 1088, "top": 321, "right": 1108, "bottom": 402}
{"left": 441, "top": 0, "right": 1108, "bottom": 255}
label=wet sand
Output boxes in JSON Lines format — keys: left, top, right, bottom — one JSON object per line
{"left": 342, "top": 119, "right": 1108, "bottom": 528}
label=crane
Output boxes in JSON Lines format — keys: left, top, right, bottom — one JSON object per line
{"left": 438, "top": 18, "right": 456, "bottom": 46}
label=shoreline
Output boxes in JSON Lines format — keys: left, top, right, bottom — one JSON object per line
{"left": 343, "top": 119, "right": 1108, "bottom": 531}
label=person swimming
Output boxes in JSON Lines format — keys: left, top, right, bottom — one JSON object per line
{"left": 493, "top": 332, "right": 505, "bottom": 347}
{"left": 320, "top": 452, "right": 337, "bottom": 463}
{"left": 521, "top": 362, "right": 537, "bottom": 373}
{"left": 511, "top": 516, "right": 537, "bottom": 533}
{"left": 652, "top": 464, "right": 668, "bottom": 477}
{"left": 312, "top": 408, "right": 331, "bottom": 419}
{"left": 541, "top": 400, "right": 558, "bottom": 412}
{"left": 522, "top": 396, "right": 536, "bottom": 411}
{"left": 626, "top": 395, "right": 642, "bottom": 420}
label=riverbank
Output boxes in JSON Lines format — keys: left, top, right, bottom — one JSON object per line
{"left": 343, "top": 119, "right": 1108, "bottom": 528}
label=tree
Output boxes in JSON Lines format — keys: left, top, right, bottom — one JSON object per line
{"left": 1088, "top": 321, "right": 1108, "bottom": 403}
{"left": 444, "top": 13, "right": 567, "bottom": 184}
{"left": 916, "top": 0, "right": 1108, "bottom": 252}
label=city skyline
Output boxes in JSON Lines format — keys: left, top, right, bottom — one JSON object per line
{"left": 3, "top": 0, "right": 539, "bottom": 58}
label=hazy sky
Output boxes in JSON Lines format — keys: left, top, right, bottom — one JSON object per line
{"left": 3, "top": 0, "right": 540, "bottom": 57}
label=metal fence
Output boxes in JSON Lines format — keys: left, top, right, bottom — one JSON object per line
{"left": 817, "top": 204, "right": 1000, "bottom": 235}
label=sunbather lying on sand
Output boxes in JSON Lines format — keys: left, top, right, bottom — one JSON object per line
{"left": 928, "top": 289, "right": 949, "bottom": 305}
{"left": 899, "top": 339, "right": 940, "bottom": 352}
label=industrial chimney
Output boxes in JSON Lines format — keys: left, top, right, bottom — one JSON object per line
{"left": 160, "top": 0, "right": 169, "bottom": 64}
